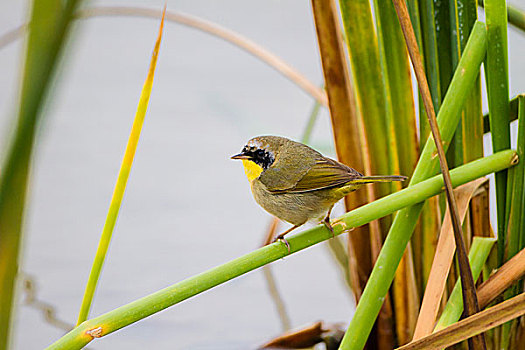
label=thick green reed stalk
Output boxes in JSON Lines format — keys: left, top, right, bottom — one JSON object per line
{"left": 484, "top": 0, "right": 511, "bottom": 265}
{"left": 45, "top": 149, "right": 516, "bottom": 350}
{"left": 480, "top": 0, "right": 525, "bottom": 32}
{"left": 338, "top": 21, "right": 487, "bottom": 350}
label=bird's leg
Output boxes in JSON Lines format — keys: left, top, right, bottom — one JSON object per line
{"left": 272, "top": 225, "right": 299, "bottom": 253}
{"left": 323, "top": 206, "right": 334, "bottom": 238}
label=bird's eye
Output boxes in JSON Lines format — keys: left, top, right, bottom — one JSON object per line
{"left": 249, "top": 149, "right": 274, "bottom": 170}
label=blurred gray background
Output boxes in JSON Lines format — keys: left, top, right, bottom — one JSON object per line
{"left": 0, "top": 0, "right": 524, "bottom": 349}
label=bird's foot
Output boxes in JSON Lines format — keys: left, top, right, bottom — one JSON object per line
{"left": 271, "top": 224, "right": 299, "bottom": 254}
{"left": 323, "top": 218, "right": 334, "bottom": 238}
{"left": 323, "top": 206, "right": 335, "bottom": 238}
{"left": 272, "top": 235, "right": 291, "bottom": 253}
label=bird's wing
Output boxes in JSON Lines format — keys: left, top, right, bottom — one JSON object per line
{"left": 262, "top": 156, "right": 363, "bottom": 194}
{"left": 288, "top": 157, "right": 363, "bottom": 193}
{"left": 258, "top": 151, "right": 317, "bottom": 192}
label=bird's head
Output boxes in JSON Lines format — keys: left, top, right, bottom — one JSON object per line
{"left": 231, "top": 136, "right": 283, "bottom": 182}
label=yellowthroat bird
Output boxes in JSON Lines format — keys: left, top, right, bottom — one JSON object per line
{"left": 232, "top": 136, "right": 407, "bottom": 249}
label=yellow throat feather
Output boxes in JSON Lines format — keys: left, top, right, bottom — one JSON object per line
{"left": 242, "top": 159, "right": 264, "bottom": 182}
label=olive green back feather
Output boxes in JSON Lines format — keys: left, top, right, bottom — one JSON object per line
{"left": 285, "top": 156, "right": 364, "bottom": 193}
{"left": 258, "top": 139, "right": 319, "bottom": 192}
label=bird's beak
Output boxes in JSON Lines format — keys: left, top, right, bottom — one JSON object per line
{"left": 231, "top": 153, "right": 251, "bottom": 160}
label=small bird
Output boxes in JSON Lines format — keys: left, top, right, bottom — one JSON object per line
{"left": 231, "top": 136, "right": 407, "bottom": 250}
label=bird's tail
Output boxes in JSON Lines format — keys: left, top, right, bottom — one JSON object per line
{"left": 353, "top": 175, "right": 408, "bottom": 184}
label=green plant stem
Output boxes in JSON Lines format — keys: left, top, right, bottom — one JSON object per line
{"left": 46, "top": 149, "right": 517, "bottom": 350}
{"left": 506, "top": 95, "right": 525, "bottom": 261}
{"left": 418, "top": 0, "right": 441, "bottom": 138}
{"left": 0, "top": 1, "right": 81, "bottom": 348}
{"left": 406, "top": 0, "right": 431, "bottom": 152}
{"left": 435, "top": 237, "right": 497, "bottom": 330}
{"left": 451, "top": 0, "right": 483, "bottom": 166}
{"left": 484, "top": 0, "right": 511, "bottom": 265}
{"left": 483, "top": 96, "right": 519, "bottom": 133}
{"left": 339, "top": 0, "right": 392, "bottom": 197}
{"left": 76, "top": 11, "right": 165, "bottom": 325}
{"left": 446, "top": 0, "right": 462, "bottom": 167}
{"left": 517, "top": 96, "right": 525, "bottom": 255}
{"left": 338, "top": 21, "right": 488, "bottom": 350}
{"left": 480, "top": 0, "right": 525, "bottom": 32}
{"left": 435, "top": 0, "right": 453, "bottom": 98}
{"left": 418, "top": 0, "right": 441, "bottom": 110}
{"left": 507, "top": 2, "right": 525, "bottom": 32}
